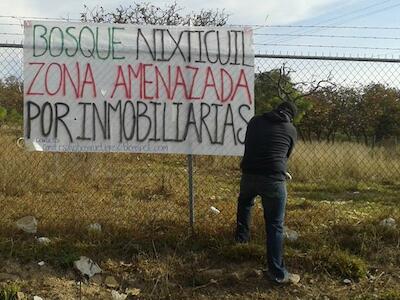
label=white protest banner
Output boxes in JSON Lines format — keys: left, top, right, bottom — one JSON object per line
{"left": 24, "top": 21, "right": 254, "bottom": 155}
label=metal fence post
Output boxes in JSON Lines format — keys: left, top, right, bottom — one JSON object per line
{"left": 187, "top": 154, "right": 195, "bottom": 234}
{"left": 186, "top": 20, "right": 195, "bottom": 235}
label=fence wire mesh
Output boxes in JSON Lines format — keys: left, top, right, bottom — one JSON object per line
{"left": 1, "top": 44, "right": 399, "bottom": 244}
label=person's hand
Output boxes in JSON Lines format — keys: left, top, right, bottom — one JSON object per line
{"left": 285, "top": 172, "right": 293, "bottom": 180}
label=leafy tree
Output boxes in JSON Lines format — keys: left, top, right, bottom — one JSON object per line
{"left": 299, "top": 91, "right": 332, "bottom": 142}
{"left": 297, "top": 83, "right": 400, "bottom": 145}
{"left": 361, "top": 84, "right": 400, "bottom": 144}
{"left": 299, "top": 85, "right": 360, "bottom": 143}
{"left": 333, "top": 87, "right": 360, "bottom": 142}
{"left": 0, "top": 76, "right": 23, "bottom": 127}
{"left": 254, "top": 65, "right": 331, "bottom": 125}
{"left": 254, "top": 69, "right": 289, "bottom": 114}
{"left": 0, "top": 76, "right": 23, "bottom": 114}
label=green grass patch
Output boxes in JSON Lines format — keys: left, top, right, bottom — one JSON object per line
{"left": 310, "top": 248, "right": 368, "bottom": 279}
{"left": 0, "top": 283, "right": 20, "bottom": 300}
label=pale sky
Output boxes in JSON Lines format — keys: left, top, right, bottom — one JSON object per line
{"left": 0, "top": 0, "right": 345, "bottom": 25}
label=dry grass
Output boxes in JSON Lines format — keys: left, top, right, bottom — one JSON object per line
{"left": 0, "top": 127, "right": 399, "bottom": 299}
{"left": 290, "top": 141, "right": 400, "bottom": 184}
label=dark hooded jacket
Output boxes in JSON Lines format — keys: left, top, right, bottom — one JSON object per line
{"left": 240, "top": 110, "right": 297, "bottom": 181}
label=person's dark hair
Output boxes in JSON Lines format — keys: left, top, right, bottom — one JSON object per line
{"left": 277, "top": 101, "right": 298, "bottom": 119}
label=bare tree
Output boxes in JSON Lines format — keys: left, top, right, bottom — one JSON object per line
{"left": 264, "top": 64, "right": 334, "bottom": 103}
{"left": 80, "top": 2, "right": 230, "bottom": 26}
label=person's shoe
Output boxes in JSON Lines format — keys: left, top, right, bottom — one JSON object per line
{"left": 264, "top": 271, "right": 300, "bottom": 285}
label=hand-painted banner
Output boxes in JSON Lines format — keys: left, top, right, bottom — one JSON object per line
{"left": 24, "top": 21, "right": 254, "bottom": 155}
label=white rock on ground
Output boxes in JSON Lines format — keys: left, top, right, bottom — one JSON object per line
{"left": 88, "top": 223, "right": 102, "bottom": 232}
{"left": 343, "top": 279, "right": 352, "bottom": 284}
{"left": 111, "top": 290, "right": 127, "bottom": 300}
{"left": 33, "top": 296, "right": 44, "bottom": 300}
{"left": 283, "top": 226, "right": 299, "bottom": 241}
{"left": 210, "top": 206, "right": 221, "bottom": 215}
{"left": 126, "top": 288, "right": 141, "bottom": 296}
{"left": 16, "top": 291, "right": 25, "bottom": 300}
{"left": 73, "top": 256, "right": 102, "bottom": 278}
{"left": 380, "top": 218, "right": 396, "bottom": 228}
{"left": 16, "top": 216, "right": 38, "bottom": 234}
{"left": 36, "top": 237, "right": 51, "bottom": 245}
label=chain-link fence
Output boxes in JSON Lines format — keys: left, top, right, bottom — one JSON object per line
{"left": 1, "top": 43, "right": 399, "bottom": 243}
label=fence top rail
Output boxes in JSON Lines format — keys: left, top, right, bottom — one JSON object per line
{"left": 254, "top": 53, "right": 400, "bottom": 63}
{"left": 2, "top": 42, "right": 400, "bottom": 63}
{"left": 0, "top": 43, "right": 22, "bottom": 48}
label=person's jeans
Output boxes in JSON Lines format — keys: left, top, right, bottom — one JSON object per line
{"left": 235, "top": 173, "right": 288, "bottom": 281}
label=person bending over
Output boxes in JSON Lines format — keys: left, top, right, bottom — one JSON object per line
{"left": 235, "top": 101, "right": 299, "bottom": 284}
